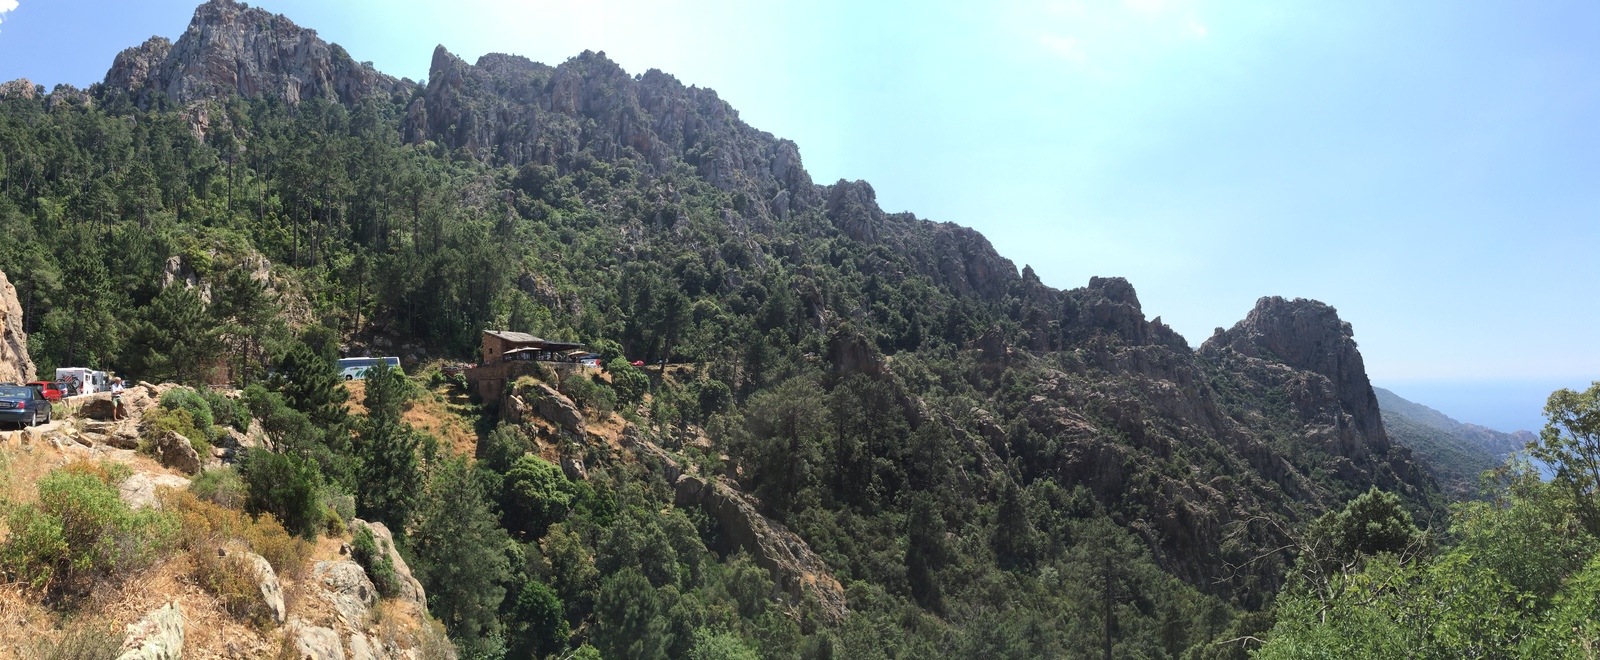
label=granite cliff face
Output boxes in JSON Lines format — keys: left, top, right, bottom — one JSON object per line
{"left": 102, "top": 0, "right": 411, "bottom": 108}
{"left": 974, "top": 284, "right": 1432, "bottom": 598}
{"left": 0, "top": 269, "right": 35, "bottom": 384}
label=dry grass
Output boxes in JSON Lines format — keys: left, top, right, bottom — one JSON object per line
{"left": 343, "top": 380, "right": 480, "bottom": 458}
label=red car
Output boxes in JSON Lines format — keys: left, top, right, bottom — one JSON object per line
{"left": 631, "top": 360, "right": 645, "bottom": 367}
{"left": 26, "top": 381, "right": 63, "bottom": 402}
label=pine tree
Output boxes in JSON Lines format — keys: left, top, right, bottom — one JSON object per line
{"left": 412, "top": 456, "right": 511, "bottom": 645}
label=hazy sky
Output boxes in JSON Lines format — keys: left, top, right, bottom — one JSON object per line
{"left": 1, "top": 0, "right": 1596, "bottom": 431}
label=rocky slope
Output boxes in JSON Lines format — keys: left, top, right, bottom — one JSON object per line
{"left": 102, "top": 0, "right": 412, "bottom": 109}
{"left": 0, "top": 269, "right": 35, "bottom": 384}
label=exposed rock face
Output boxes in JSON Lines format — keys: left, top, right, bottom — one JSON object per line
{"left": 246, "top": 551, "right": 287, "bottom": 624}
{"left": 0, "top": 78, "right": 37, "bottom": 100}
{"left": 117, "top": 602, "right": 183, "bottom": 660}
{"left": 621, "top": 425, "right": 848, "bottom": 623}
{"left": 517, "top": 382, "right": 587, "bottom": 439}
{"left": 0, "top": 269, "right": 36, "bottom": 384}
{"left": 102, "top": 0, "right": 412, "bottom": 108}
{"left": 1202, "top": 297, "right": 1386, "bottom": 448}
{"left": 413, "top": 47, "right": 818, "bottom": 203}
{"left": 313, "top": 560, "right": 378, "bottom": 628}
{"left": 352, "top": 519, "right": 427, "bottom": 607}
{"left": 118, "top": 472, "right": 192, "bottom": 510}
{"left": 152, "top": 431, "right": 202, "bottom": 475}
{"left": 289, "top": 620, "right": 344, "bottom": 660}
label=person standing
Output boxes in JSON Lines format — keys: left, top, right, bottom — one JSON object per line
{"left": 111, "top": 378, "right": 126, "bottom": 421}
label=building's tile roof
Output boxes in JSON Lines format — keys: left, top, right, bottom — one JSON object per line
{"left": 485, "top": 330, "right": 543, "bottom": 344}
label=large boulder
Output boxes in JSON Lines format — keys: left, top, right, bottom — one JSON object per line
{"left": 0, "top": 269, "right": 35, "bottom": 385}
{"left": 117, "top": 602, "right": 183, "bottom": 660}
{"left": 151, "top": 431, "right": 202, "bottom": 475}
{"left": 78, "top": 387, "right": 156, "bottom": 422}
{"left": 510, "top": 382, "right": 587, "bottom": 439}
{"left": 118, "top": 472, "right": 192, "bottom": 510}
{"left": 352, "top": 519, "right": 428, "bottom": 608}
{"left": 313, "top": 560, "right": 378, "bottom": 628}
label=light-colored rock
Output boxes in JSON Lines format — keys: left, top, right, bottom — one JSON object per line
{"left": 348, "top": 632, "right": 381, "bottom": 660}
{"left": 104, "top": 0, "right": 411, "bottom": 109}
{"left": 117, "top": 602, "right": 183, "bottom": 660}
{"left": 352, "top": 519, "right": 427, "bottom": 607}
{"left": 152, "top": 431, "right": 202, "bottom": 475}
{"left": 245, "top": 551, "right": 286, "bottom": 624}
{"left": 118, "top": 472, "right": 192, "bottom": 510}
{"left": 0, "top": 78, "right": 37, "bottom": 101}
{"left": 527, "top": 383, "right": 586, "bottom": 439}
{"left": 289, "top": 619, "right": 344, "bottom": 660}
{"left": 0, "top": 269, "right": 35, "bottom": 385}
{"left": 313, "top": 560, "right": 378, "bottom": 627}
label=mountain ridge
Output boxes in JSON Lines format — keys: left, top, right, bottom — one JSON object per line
{"left": 0, "top": 0, "right": 1472, "bottom": 654}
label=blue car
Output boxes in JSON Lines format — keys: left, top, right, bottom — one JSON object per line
{"left": 0, "top": 384, "right": 52, "bottom": 428}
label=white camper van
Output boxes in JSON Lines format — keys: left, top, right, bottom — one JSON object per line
{"left": 54, "top": 368, "right": 107, "bottom": 395}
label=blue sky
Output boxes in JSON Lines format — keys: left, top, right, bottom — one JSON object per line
{"left": 2, "top": 0, "right": 1596, "bottom": 431}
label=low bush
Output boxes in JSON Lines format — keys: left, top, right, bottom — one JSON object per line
{"left": 352, "top": 524, "right": 399, "bottom": 598}
{"left": 192, "top": 548, "right": 272, "bottom": 623}
{"left": 560, "top": 374, "right": 615, "bottom": 416}
{"left": 190, "top": 467, "right": 246, "bottom": 508}
{"left": 142, "top": 407, "right": 213, "bottom": 458}
{"left": 203, "top": 389, "right": 251, "bottom": 433}
{"left": 159, "top": 388, "right": 216, "bottom": 438}
{"left": 0, "top": 468, "right": 179, "bottom": 595}
{"left": 29, "top": 618, "right": 123, "bottom": 660}
{"left": 160, "top": 488, "right": 313, "bottom": 577}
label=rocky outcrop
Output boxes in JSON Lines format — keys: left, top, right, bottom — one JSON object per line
{"left": 412, "top": 47, "right": 820, "bottom": 209}
{"left": 151, "top": 431, "right": 202, "bottom": 475}
{"left": 117, "top": 602, "right": 183, "bottom": 660}
{"left": 313, "top": 560, "right": 378, "bottom": 628}
{"left": 620, "top": 425, "right": 848, "bottom": 623}
{"left": 0, "top": 78, "right": 38, "bottom": 100}
{"left": 288, "top": 620, "right": 344, "bottom": 660}
{"left": 0, "top": 269, "right": 35, "bottom": 384}
{"left": 118, "top": 472, "right": 192, "bottom": 510}
{"left": 351, "top": 519, "right": 427, "bottom": 607}
{"left": 1201, "top": 297, "right": 1387, "bottom": 449}
{"left": 102, "top": 0, "right": 412, "bottom": 108}
{"left": 508, "top": 382, "right": 587, "bottom": 439}
{"left": 245, "top": 551, "right": 287, "bottom": 624}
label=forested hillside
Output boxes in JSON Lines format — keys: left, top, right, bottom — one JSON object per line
{"left": 11, "top": 1, "right": 1589, "bottom": 658}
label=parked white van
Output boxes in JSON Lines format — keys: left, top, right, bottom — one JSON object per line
{"left": 54, "top": 368, "right": 107, "bottom": 395}
{"left": 336, "top": 357, "right": 402, "bottom": 381}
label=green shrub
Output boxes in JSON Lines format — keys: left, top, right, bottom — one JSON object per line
{"left": 560, "top": 374, "right": 614, "bottom": 416}
{"left": 142, "top": 407, "right": 213, "bottom": 458}
{"left": 0, "top": 468, "right": 179, "bottom": 594}
{"left": 203, "top": 389, "right": 250, "bottom": 433}
{"left": 190, "top": 467, "right": 246, "bottom": 509}
{"left": 351, "top": 524, "right": 399, "bottom": 598}
{"left": 160, "top": 388, "right": 216, "bottom": 438}
{"left": 605, "top": 358, "right": 650, "bottom": 405}
{"left": 238, "top": 448, "right": 325, "bottom": 539}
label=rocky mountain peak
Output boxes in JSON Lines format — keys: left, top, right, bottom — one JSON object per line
{"left": 1202, "top": 296, "right": 1385, "bottom": 443}
{"left": 102, "top": 0, "right": 412, "bottom": 108}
